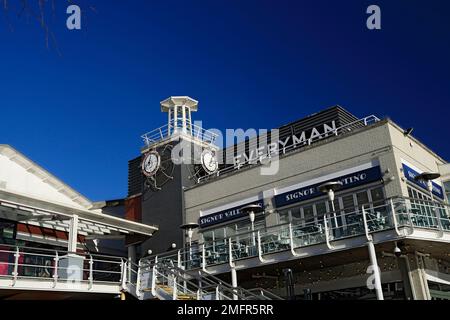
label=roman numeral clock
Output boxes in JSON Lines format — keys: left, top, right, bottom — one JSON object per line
{"left": 141, "top": 144, "right": 175, "bottom": 191}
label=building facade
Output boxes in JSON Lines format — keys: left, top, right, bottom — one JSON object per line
{"left": 132, "top": 97, "right": 450, "bottom": 300}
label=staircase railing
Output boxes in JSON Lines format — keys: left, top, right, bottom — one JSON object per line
{"left": 135, "top": 259, "right": 280, "bottom": 300}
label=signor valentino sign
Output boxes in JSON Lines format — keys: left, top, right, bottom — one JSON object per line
{"left": 402, "top": 163, "right": 444, "bottom": 199}
{"left": 199, "top": 200, "right": 264, "bottom": 228}
{"left": 274, "top": 166, "right": 383, "bottom": 207}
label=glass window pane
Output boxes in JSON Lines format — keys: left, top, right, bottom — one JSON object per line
{"left": 371, "top": 187, "right": 384, "bottom": 202}
{"left": 277, "top": 210, "right": 290, "bottom": 224}
{"left": 342, "top": 195, "right": 355, "bottom": 213}
{"left": 291, "top": 207, "right": 302, "bottom": 222}
{"left": 303, "top": 205, "right": 314, "bottom": 223}
{"left": 214, "top": 228, "right": 225, "bottom": 240}
{"left": 225, "top": 225, "right": 235, "bottom": 238}
{"left": 315, "top": 202, "right": 327, "bottom": 215}
{"left": 356, "top": 191, "right": 369, "bottom": 208}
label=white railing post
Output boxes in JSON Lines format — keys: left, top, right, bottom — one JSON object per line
{"left": 127, "top": 258, "right": 132, "bottom": 285}
{"left": 201, "top": 243, "right": 207, "bottom": 272}
{"left": 361, "top": 205, "right": 371, "bottom": 241}
{"left": 177, "top": 250, "right": 182, "bottom": 269}
{"left": 216, "top": 285, "right": 221, "bottom": 300}
{"left": 120, "top": 259, "right": 127, "bottom": 290}
{"left": 432, "top": 202, "right": 444, "bottom": 238}
{"left": 53, "top": 250, "right": 59, "bottom": 288}
{"left": 172, "top": 274, "right": 177, "bottom": 300}
{"left": 228, "top": 238, "right": 234, "bottom": 268}
{"left": 257, "top": 231, "right": 266, "bottom": 263}
{"left": 88, "top": 255, "right": 94, "bottom": 290}
{"left": 390, "top": 198, "right": 401, "bottom": 236}
{"left": 12, "top": 246, "right": 20, "bottom": 286}
{"left": 323, "top": 215, "right": 334, "bottom": 250}
{"left": 151, "top": 265, "right": 157, "bottom": 296}
{"left": 135, "top": 260, "right": 142, "bottom": 298}
{"left": 367, "top": 238, "right": 384, "bottom": 300}
{"left": 361, "top": 204, "right": 384, "bottom": 300}
{"left": 289, "top": 223, "right": 300, "bottom": 257}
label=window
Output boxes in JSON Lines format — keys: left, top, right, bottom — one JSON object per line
{"left": 0, "top": 219, "right": 16, "bottom": 245}
{"left": 315, "top": 202, "right": 327, "bottom": 223}
{"left": 303, "top": 205, "right": 314, "bottom": 224}
{"left": 356, "top": 191, "right": 369, "bottom": 209}
{"left": 406, "top": 185, "right": 446, "bottom": 228}
{"left": 276, "top": 186, "right": 385, "bottom": 228}
{"left": 444, "top": 181, "right": 450, "bottom": 203}
{"left": 201, "top": 215, "right": 266, "bottom": 243}
{"left": 371, "top": 188, "right": 384, "bottom": 206}
{"left": 277, "top": 209, "right": 290, "bottom": 224}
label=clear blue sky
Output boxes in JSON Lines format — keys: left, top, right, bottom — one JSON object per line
{"left": 1, "top": 0, "right": 449, "bottom": 201}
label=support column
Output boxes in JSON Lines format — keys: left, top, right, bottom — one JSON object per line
{"left": 231, "top": 267, "right": 238, "bottom": 300}
{"left": 60, "top": 214, "right": 84, "bottom": 281}
{"left": 128, "top": 245, "right": 137, "bottom": 264}
{"left": 68, "top": 215, "right": 79, "bottom": 252}
{"left": 367, "top": 240, "right": 384, "bottom": 300}
{"left": 397, "top": 256, "right": 415, "bottom": 300}
{"left": 406, "top": 253, "right": 431, "bottom": 300}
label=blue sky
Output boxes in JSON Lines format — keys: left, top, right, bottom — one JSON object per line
{"left": 1, "top": 0, "right": 449, "bottom": 201}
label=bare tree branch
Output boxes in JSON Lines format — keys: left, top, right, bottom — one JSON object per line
{"left": 2, "top": 0, "right": 95, "bottom": 55}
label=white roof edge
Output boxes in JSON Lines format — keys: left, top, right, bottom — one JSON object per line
{"left": 0, "top": 189, "right": 158, "bottom": 236}
{"left": 0, "top": 144, "right": 93, "bottom": 209}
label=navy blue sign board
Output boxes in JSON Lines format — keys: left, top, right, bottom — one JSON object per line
{"left": 274, "top": 166, "right": 383, "bottom": 208}
{"left": 402, "top": 163, "right": 444, "bottom": 199}
{"left": 199, "top": 200, "right": 265, "bottom": 228}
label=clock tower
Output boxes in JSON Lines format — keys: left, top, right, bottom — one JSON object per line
{"left": 127, "top": 97, "right": 218, "bottom": 255}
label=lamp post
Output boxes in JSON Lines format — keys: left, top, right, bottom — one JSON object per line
{"left": 414, "top": 172, "right": 441, "bottom": 202}
{"left": 180, "top": 223, "right": 199, "bottom": 267}
{"left": 318, "top": 181, "right": 343, "bottom": 233}
{"left": 240, "top": 204, "right": 264, "bottom": 246}
{"left": 415, "top": 172, "right": 441, "bottom": 226}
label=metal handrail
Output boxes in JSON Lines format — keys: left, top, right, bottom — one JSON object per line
{"left": 151, "top": 260, "right": 271, "bottom": 300}
{"left": 141, "top": 119, "right": 218, "bottom": 148}
{"left": 141, "top": 196, "right": 450, "bottom": 273}
{"left": 0, "top": 245, "right": 126, "bottom": 287}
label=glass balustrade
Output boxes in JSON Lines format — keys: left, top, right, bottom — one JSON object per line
{"left": 143, "top": 197, "right": 450, "bottom": 272}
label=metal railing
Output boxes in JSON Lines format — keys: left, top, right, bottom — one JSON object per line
{"left": 0, "top": 244, "right": 126, "bottom": 290}
{"left": 141, "top": 119, "right": 218, "bottom": 148}
{"left": 141, "top": 196, "right": 450, "bottom": 272}
{"left": 197, "top": 115, "right": 380, "bottom": 183}
{"left": 136, "top": 259, "right": 280, "bottom": 300}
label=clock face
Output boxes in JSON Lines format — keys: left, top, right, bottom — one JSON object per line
{"left": 201, "top": 149, "right": 218, "bottom": 174}
{"left": 142, "top": 151, "right": 161, "bottom": 177}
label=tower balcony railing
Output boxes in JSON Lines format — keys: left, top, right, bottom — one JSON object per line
{"left": 141, "top": 119, "right": 218, "bottom": 148}
{"left": 141, "top": 196, "right": 450, "bottom": 271}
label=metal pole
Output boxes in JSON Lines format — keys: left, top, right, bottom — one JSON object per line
{"left": 367, "top": 240, "right": 384, "bottom": 300}
{"left": 330, "top": 200, "right": 339, "bottom": 230}
{"left": 231, "top": 267, "right": 238, "bottom": 300}
{"left": 251, "top": 220, "right": 255, "bottom": 246}
{"left": 428, "top": 183, "right": 442, "bottom": 231}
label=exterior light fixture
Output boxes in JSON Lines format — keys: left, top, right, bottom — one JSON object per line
{"left": 414, "top": 172, "right": 441, "bottom": 201}
{"left": 403, "top": 128, "right": 414, "bottom": 136}
{"left": 241, "top": 204, "right": 264, "bottom": 246}
{"left": 318, "top": 181, "right": 343, "bottom": 228}
{"left": 180, "top": 222, "right": 199, "bottom": 247}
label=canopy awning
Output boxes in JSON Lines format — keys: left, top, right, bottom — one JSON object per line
{"left": 0, "top": 189, "right": 157, "bottom": 238}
